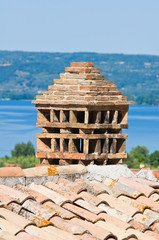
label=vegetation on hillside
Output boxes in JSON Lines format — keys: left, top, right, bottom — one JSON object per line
{"left": 0, "top": 142, "right": 39, "bottom": 168}
{"left": 123, "top": 145, "right": 159, "bottom": 169}
{"left": 0, "top": 50, "right": 159, "bottom": 105}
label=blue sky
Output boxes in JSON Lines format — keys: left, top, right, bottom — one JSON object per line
{"left": 0, "top": 0, "right": 159, "bottom": 55}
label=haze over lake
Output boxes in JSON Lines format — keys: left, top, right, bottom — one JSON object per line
{"left": 0, "top": 100, "right": 159, "bottom": 157}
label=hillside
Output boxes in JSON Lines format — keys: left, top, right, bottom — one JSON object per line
{"left": 0, "top": 50, "right": 159, "bottom": 105}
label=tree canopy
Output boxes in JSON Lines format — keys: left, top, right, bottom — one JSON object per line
{"left": 11, "top": 141, "right": 35, "bottom": 157}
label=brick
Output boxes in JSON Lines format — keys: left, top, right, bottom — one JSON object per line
{"left": 64, "top": 153, "right": 85, "bottom": 160}
{"left": 36, "top": 152, "right": 46, "bottom": 158}
{"left": 47, "top": 153, "right": 63, "bottom": 159}
{"left": 54, "top": 79, "right": 63, "bottom": 84}
{"left": 65, "top": 67, "right": 91, "bottom": 73}
{"left": 79, "top": 86, "right": 97, "bottom": 91}
{"left": 53, "top": 85, "right": 79, "bottom": 91}
{"left": 62, "top": 79, "right": 78, "bottom": 85}
{"left": 71, "top": 62, "right": 94, "bottom": 67}
{"left": 65, "top": 67, "right": 100, "bottom": 74}
{"left": 66, "top": 96, "right": 85, "bottom": 101}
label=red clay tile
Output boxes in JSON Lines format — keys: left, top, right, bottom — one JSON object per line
{"left": 29, "top": 183, "right": 70, "bottom": 206}
{"left": 25, "top": 225, "right": 62, "bottom": 240}
{"left": 43, "top": 201, "right": 76, "bottom": 219}
{"left": 133, "top": 212, "right": 157, "bottom": 227}
{"left": 41, "top": 225, "right": 79, "bottom": 240}
{"left": 144, "top": 230, "right": 159, "bottom": 239}
{"left": 98, "top": 203, "right": 132, "bottom": 222}
{"left": 150, "top": 222, "right": 159, "bottom": 234}
{"left": 0, "top": 185, "right": 32, "bottom": 204}
{"left": 70, "top": 218, "right": 115, "bottom": 240}
{"left": 0, "top": 218, "right": 21, "bottom": 235}
{"left": 118, "top": 195, "right": 148, "bottom": 212}
{"left": 76, "top": 233, "right": 98, "bottom": 240}
{"left": 57, "top": 178, "right": 87, "bottom": 194}
{"left": 119, "top": 177, "right": 157, "bottom": 197}
{"left": 0, "top": 167, "right": 25, "bottom": 177}
{"left": 0, "top": 208, "right": 31, "bottom": 229}
{"left": 14, "top": 184, "right": 49, "bottom": 203}
{"left": 16, "top": 231, "right": 44, "bottom": 240}
{"left": 45, "top": 181, "right": 82, "bottom": 202}
{"left": 63, "top": 203, "right": 103, "bottom": 223}
{"left": 75, "top": 178, "right": 108, "bottom": 196}
{"left": 103, "top": 177, "right": 142, "bottom": 198}
{"left": 137, "top": 195, "right": 159, "bottom": 212}
{"left": 129, "top": 219, "right": 149, "bottom": 232}
{"left": 79, "top": 191, "right": 107, "bottom": 206}
{"left": 7, "top": 202, "right": 22, "bottom": 214}
{"left": 131, "top": 178, "right": 159, "bottom": 189}
{"left": 21, "top": 199, "right": 56, "bottom": 221}
{"left": 97, "top": 193, "right": 138, "bottom": 216}
{"left": 95, "top": 220, "right": 136, "bottom": 240}
{"left": 50, "top": 216, "right": 86, "bottom": 235}
{"left": 149, "top": 193, "right": 159, "bottom": 202}
{"left": 74, "top": 199, "right": 104, "bottom": 215}
{"left": 98, "top": 212, "right": 131, "bottom": 230}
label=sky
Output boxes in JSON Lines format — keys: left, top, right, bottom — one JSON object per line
{"left": 0, "top": 0, "right": 159, "bottom": 55}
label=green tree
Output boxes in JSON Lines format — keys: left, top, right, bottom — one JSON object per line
{"left": 149, "top": 151, "right": 159, "bottom": 168}
{"left": 11, "top": 141, "right": 35, "bottom": 157}
{"left": 129, "top": 146, "right": 149, "bottom": 158}
{"left": 123, "top": 153, "right": 140, "bottom": 169}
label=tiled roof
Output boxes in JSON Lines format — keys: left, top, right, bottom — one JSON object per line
{"left": 0, "top": 165, "right": 158, "bottom": 240}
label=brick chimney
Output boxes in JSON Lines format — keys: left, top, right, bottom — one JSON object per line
{"left": 33, "top": 62, "right": 132, "bottom": 165}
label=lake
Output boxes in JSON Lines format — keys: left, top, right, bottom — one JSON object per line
{"left": 0, "top": 100, "right": 159, "bottom": 157}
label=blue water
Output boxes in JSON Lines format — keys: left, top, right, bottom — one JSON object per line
{"left": 0, "top": 100, "right": 158, "bottom": 157}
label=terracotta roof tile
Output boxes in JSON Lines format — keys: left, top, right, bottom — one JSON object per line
{"left": 0, "top": 167, "right": 25, "bottom": 177}
{"left": 0, "top": 208, "right": 32, "bottom": 229}
{"left": 79, "top": 191, "right": 107, "bottom": 206}
{"left": 97, "top": 193, "right": 139, "bottom": 217}
{"left": 149, "top": 193, "right": 159, "bottom": 201}
{"left": 63, "top": 203, "right": 103, "bottom": 223}
{"left": 95, "top": 220, "right": 137, "bottom": 240}
{"left": 42, "top": 225, "right": 79, "bottom": 240}
{"left": 75, "top": 178, "right": 109, "bottom": 196}
{"left": 43, "top": 201, "right": 76, "bottom": 219}
{"left": 21, "top": 199, "right": 56, "bottom": 220}
{"left": 50, "top": 216, "right": 86, "bottom": 235}
{"left": 14, "top": 185, "right": 49, "bottom": 203}
{"left": 136, "top": 195, "right": 159, "bottom": 212}
{"left": 103, "top": 177, "right": 142, "bottom": 198}
{"left": 119, "top": 176, "right": 158, "bottom": 197}
{"left": 16, "top": 231, "right": 44, "bottom": 240}
{"left": 131, "top": 177, "right": 159, "bottom": 189}
{"left": 45, "top": 181, "right": 82, "bottom": 202}
{"left": 118, "top": 195, "right": 148, "bottom": 212}
{"left": 98, "top": 212, "right": 132, "bottom": 230}
{"left": 29, "top": 183, "right": 70, "bottom": 206}
{"left": 0, "top": 171, "right": 158, "bottom": 239}
{"left": 144, "top": 230, "right": 159, "bottom": 240}
{"left": 129, "top": 219, "right": 149, "bottom": 232}
{"left": 70, "top": 218, "right": 116, "bottom": 240}
{"left": 0, "top": 231, "right": 20, "bottom": 240}
{"left": 7, "top": 202, "right": 22, "bottom": 214}
{"left": 133, "top": 212, "right": 157, "bottom": 227}
{"left": 98, "top": 203, "right": 133, "bottom": 222}
{"left": 76, "top": 233, "right": 98, "bottom": 240}
{"left": 57, "top": 178, "right": 87, "bottom": 193}
{"left": 0, "top": 218, "right": 21, "bottom": 235}
{"left": 0, "top": 185, "right": 33, "bottom": 204}
{"left": 25, "top": 225, "right": 63, "bottom": 240}
{"left": 127, "top": 228, "right": 157, "bottom": 240}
